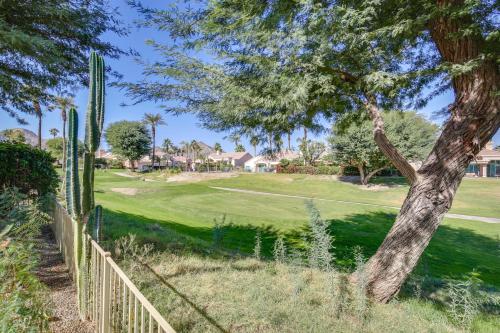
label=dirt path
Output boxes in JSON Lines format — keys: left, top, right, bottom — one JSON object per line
{"left": 36, "top": 227, "right": 94, "bottom": 333}
{"left": 210, "top": 186, "right": 500, "bottom": 224}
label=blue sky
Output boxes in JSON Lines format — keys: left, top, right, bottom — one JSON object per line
{"left": 1, "top": 0, "right": 498, "bottom": 151}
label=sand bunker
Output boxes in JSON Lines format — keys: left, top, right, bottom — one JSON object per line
{"left": 166, "top": 172, "right": 238, "bottom": 183}
{"left": 110, "top": 187, "right": 138, "bottom": 195}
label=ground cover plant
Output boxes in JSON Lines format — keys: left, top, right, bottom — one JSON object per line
{"left": 90, "top": 170, "right": 499, "bottom": 332}
{"left": 111, "top": 204, "right": 499, "bottom": 333}
{"left": 0, "top": 188, "right": 53, "bottom": 332}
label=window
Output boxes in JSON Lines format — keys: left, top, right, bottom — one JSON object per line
{"left": 466, "top": 164, "right": 478, "bottom": 174}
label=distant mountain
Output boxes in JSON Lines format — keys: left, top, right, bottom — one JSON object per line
{"left": 0, "top": 128, "right": 46, "bottom": 148}
{"left": 196, "top": 141, "right": 216, "bottom": 156}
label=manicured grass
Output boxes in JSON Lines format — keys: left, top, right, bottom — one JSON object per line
{"left": 94, "top": 170, "right": 500, "bottom": 287}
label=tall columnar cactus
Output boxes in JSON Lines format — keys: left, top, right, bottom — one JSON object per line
{"left": 93, "top": 205, "right": 103, "bottom": 241}
{"left": 64, "top": 51, "right": 105, "bottom": 317}
{"left": 65, "top": 107, "right": 81, "bottom": 219}
{"left": 82, "top": 52, "right": 105, "bottom": 215}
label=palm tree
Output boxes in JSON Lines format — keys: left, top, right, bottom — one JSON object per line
{"left": 191, "top": 140, "right": 201, "bottom": 170}
{"left": 250, "top": 136, "right": 260, "bottom": 156}
{"left": 54, "top": 96, "right": 74, "bottom": 180}
{"left": 179, "top": 140, "right": 190, "bottom": 171}
{"left": 162, "top": 138, "right": 174, "bottom": 166}
{"left": 214, "top": 142, "right": 222, "bottom": 154}
{"left": 49, "top": 128, "right": 59, "bottom": 138}
{"left": 143, "top": 113, "right": 166, "bottom": 169}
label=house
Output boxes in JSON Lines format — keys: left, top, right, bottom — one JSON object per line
{"left": 208, "top": 151, "right": 253, "bottom": 168}
{"left": 244, "top": 151, "right": 300, "bottom": 172}
{"left": 466, "top": 141, "right": 500, "bottom": 177}
{"left": 169, "top": 155, "right": 191, "bottom": 170}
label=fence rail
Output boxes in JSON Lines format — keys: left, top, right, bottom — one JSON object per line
{"left": 51, "top": 200, "right": 176, "bottom": 333}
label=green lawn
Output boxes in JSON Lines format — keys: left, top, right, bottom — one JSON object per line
{"left": 93, "top": 170, "right": 500, "bottom": 287}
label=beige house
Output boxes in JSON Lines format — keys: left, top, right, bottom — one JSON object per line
{"left": 208, "top": 151, "right": 253, "bottom": 168}
{"left": 244, "top": 151, "right": 300, "bottom": 172}
{"left": 466, "top": 141, "right": 500, "bottom": 177}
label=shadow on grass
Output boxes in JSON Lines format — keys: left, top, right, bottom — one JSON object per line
{"left": 335, "top": 175, "right": 409, "bottom": 187}
{"left": 101, "top": 208, "right": 500, "bottom": 288}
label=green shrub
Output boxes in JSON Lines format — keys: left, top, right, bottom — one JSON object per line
{"left": 277, "top": 161, "right": 339, "bottom": 175}
{"left": 108, "top": 159, "right": 125, "bottom": 169}
{"left": 0, "top": 142, "right": 59, "bottom": 196}
{"left": 95, "top": 157, "right": 108, "bottom": 168}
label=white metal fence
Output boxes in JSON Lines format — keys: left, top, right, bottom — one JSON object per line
{"left": 51, "top": 200, "right": 176, "bottom": 333}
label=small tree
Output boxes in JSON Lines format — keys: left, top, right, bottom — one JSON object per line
{"left": 299, "top": 140, "right": 326, "bottom": 166}
{"left": 105, "top": 121, "right": 151, "bottom": 170}
{"left": 46, "top": 138, "right": 84, "bottom": 162}
{"left": 330, "top": 112, "right": 438, "bottom": 185}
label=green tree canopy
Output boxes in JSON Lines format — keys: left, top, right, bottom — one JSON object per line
{"left": 105, "top": 121, "right": 151, "bottom": 168}
{"left": 1, "top": 129, "right": 26, "bottom": 144}
{"left": 46, "top": 137, "right": 84, "bottom": 161}
{"left": 124, "top": 0, "right": 499, "bottom": 302}
{"left": 330, "top": 112, "right": 438, "bottom": 184}
{"left": 0, "top": 0, "right": 127, "bottom": 122}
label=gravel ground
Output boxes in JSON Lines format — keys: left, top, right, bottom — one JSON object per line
{"left": 36, "top": 227, "right": 94, "bottom": 333}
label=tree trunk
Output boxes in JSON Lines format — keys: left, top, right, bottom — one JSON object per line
{"left": 303, "top": 127, "right": 308, "bottom": 166}
{"left": 151, "top": 126, "right": 156, "bottom": 170}
{"left": 364, "top": 166, "right": 389, "bottom": 185}
{"left": 287, "top": 132, "right": 291, "bottom": 151}
{"left": 361, "top": 6, "right": 500, "bottom": 300}
{"left": 357, "top": 164, "right": 367, "bottom": 185}
{"left": 34, "top": 101, "right": 42, "bottom": 149}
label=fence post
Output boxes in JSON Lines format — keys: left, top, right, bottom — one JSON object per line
{"left": 101, "top": 252, "right": 112, "bottom": 333}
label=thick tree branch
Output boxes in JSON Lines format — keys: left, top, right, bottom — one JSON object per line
{"left": 365, "top": 98, "right": 418, "bottom": 184}
{"left": 365, "top": 165, "right": 390, "bottom": 183}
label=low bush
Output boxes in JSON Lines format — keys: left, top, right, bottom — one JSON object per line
{"left": 0, "top": 142, "right": 59, "bottom": 196}
{"left": 277, "top": 162, "right": 340, "bottom": 175}
{"left": 108, "top": 159, "right": 125, "bottom": 169}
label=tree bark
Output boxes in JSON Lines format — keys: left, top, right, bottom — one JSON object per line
{"left": 362, "top": 166, "right": 388, "bottom": 185}
{"left": 361, "top": 2, "right": 500, "bottom": 302}
{"left": 357, "top": 164, "right": 366, "bottom": 185}
{"left": 365, "top": 100, "right": 418, "bottom": 184}
{"left": 34, "top": 101, "right": 42, "bottom": 149}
